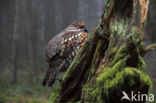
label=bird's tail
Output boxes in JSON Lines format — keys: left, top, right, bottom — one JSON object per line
{"left": 42, "top": 67, "right": 57, "bottom": 86}
{"left": 48, "top": 71, "right": 57, "bottom": 86}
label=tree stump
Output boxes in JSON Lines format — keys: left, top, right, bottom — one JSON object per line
{"left": 51, "top": 0, "right": 153, "bottom": 103}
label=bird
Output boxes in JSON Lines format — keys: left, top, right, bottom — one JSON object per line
{"left": 42, "top": 21, "right": 88, "bottom": 87}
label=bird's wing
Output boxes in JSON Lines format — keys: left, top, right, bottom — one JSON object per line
{"left": 43, "top": 53, "right": 62, "bottom": 86}
{"left": 45, "top": 33, "right": 63, "bottom": 61}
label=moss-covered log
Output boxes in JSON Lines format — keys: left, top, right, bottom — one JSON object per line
{"left": 52, "top": 0, "right": 153, "bottom": 103}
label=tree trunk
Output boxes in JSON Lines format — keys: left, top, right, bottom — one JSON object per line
{"left": 52, "top": 0, "right": 153, "bottom": 103}
{"left": 12, "top": 0, "right": 20, "bottom": 84}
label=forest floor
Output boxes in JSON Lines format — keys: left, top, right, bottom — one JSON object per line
{"left": 0, "top": 79, "right": 51, "bottom": 103}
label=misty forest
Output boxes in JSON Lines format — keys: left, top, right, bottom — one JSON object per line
{"left": 0, "top": 0, "right": 156, "bottom": 103}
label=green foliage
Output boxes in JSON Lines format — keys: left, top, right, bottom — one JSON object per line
{"left": 0, "top": 80, "right": 11, "bottom": 103}
{"left": 48, "top": 89, "right": 58, "bottom": 103}
{"left": 0, "top": 79, "right": 50, "bottom": 103}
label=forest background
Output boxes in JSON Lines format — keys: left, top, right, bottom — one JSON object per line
{"left": 0, "top": 0, "right": 155, "bottom": 103}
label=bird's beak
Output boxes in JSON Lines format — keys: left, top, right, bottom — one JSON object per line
{"left": 84, "top": 27, "right": 88, "bottom": 32}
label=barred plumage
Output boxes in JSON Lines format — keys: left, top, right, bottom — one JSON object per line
{"left": 43, "top": 21, "right": 88, "bottom": 87}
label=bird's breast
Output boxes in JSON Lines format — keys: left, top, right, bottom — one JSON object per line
{"left": 61, "top": 31, "right": 88, "bottom": 64}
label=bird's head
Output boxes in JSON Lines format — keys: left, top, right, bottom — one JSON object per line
{"left": 68, "top": 21, "right": 88, "bottom": 32}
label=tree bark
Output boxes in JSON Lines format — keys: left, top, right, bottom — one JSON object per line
{"left": 52, "top": 0, "right": 153, "bottom": 103}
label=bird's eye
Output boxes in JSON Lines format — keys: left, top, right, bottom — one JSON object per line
{"left": 79, "top": 25, "right": 84, "bottom": 29}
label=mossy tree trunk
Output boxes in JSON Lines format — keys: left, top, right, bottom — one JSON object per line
{"left": 52, "top": 0, "right": 154, "bottom": 103}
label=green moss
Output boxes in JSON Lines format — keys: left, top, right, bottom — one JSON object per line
{"left": 95, "top": 23, "right": 105, "bottom": 38}
{"left": 48, "top": 92, "right": 56, "bottom": 103}
{"left": 82, "top": 66, "right": 152, "bottom": 103}
{"left": 110, "top": 19, "right": 129, "bottom": 37}
{"left": 48, "top": 89, "right": 58, "bottom": 103}
{"left": 107, "top": 46, "right": 127, "bottom": 67}
{"left": 138, "top": 56, "right": 146, "bottom": 70}
{"left": 82, "top": 31, "right": 152, "bottom": 102}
